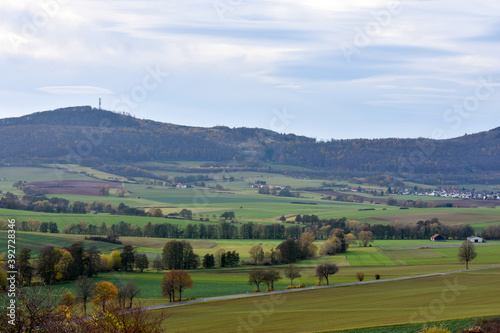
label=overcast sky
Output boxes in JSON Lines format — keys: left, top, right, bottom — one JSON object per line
{"left": 1, "top": 0, "right": 499, "bottom": 140}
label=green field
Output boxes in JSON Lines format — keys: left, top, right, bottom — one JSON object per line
{"left": 2, "top": 166, "right": 500, "bottom": 332}
{"left": 0, "top": 208, "right": 207, "bottom": 229}
{"left": 4, "top": 229, "right": 499, "bottom": 268}
{"left": 23, "top": 233, "right": 498, "bottom": 304}
{"left": 43, "top": 164, "right": 132, "bottom": 182}
{"left": 0, "top": 231, "right": 123, "bottom": 256}
{"left": 2, "top": 167, "right": 499, "bottom": 229}
{"left": 157, "top": 268, "right": 500, "bottom": 332}
{"left": 333, "top": 317, "right": 481, "bottom": 333}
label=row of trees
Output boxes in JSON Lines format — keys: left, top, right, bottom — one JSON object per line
{"left": 385, "top": 197, "right": 445, "bottom": 208}
{"left": 2, "top": 201, "right": 480, "bottom": 242}
{"left": 0, "top": 243, "right": 149, "bottom": 289}
{"left": 0, "top": 190, "right": 147, "bottom": 217}
{"left": 248, "top": 269, "right": 281, "bottom": 291}
{"left": 56, "top": 217, "right": 479, "bottom": 241}
{"left": 160, "top": 232, "right": 347, "bottom": 272}
{"left": 61, "top": 220, "right": 305, "bottom": 240}
{"left": 0, "top": 191, "right": 78, "bottom": 213}
{"left": 481, "top": 224, "right": 500, "bottom": 240}
{"left": 303, "top": 218, "right": 477, "bottom": 241}
{"left": 248, "top": 263, "right": 340, "bottom": 291}
{"left": 1, "top": 233, "right": 346, "bottom": 290}
{"left": 0, "top": 218, "right": 59, "bottom": 233}
{"left": 75, "top": 277, "right": 141, "bottom": 314}
{"left": 257, "top": 186, "right": 297, "bottom": 197}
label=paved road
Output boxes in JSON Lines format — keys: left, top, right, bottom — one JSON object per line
{"left": 142, "top": 265, "right": 500, "bottom": 311}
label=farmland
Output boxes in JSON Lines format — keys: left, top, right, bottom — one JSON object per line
{"left": 157, "top": 268, "right": 500, "bottom": 332}
{"left": 25, "top": 180, "right": 123, "bottom": 196}
{"left": 9, "top": 230, "right": 499, "bottom": 302}
{"left": 1, "top": 165, "right": 500, "bottom": 332}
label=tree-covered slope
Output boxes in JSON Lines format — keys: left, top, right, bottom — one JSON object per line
{"left": 0, "top": 106, "right": 498, "bottom": 183}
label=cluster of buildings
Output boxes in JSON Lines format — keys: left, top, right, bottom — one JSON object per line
{"left": 251, "top": 184, "right": 287, "bottom": 190}
{"left": 340, "top": 185, "right": 499, "bottom": 200}
{"left": 392, "top": 188, "right": 499, "bottom": 200}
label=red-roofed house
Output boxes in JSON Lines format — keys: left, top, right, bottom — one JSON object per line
{"left": 430, "top": 234, "right": 445, "bottom": 242}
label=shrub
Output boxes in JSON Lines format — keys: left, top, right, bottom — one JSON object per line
{"left": 173, "top": 297, "right": 196, "bottom": 302}
{"left": 73, "top": 301, "right": 168, "bottom": 332}
{"left": 314, "top": 280, "right": 322, "bottom": 286}
{"left": 265, "top": 287, "right": 275, "bottom": 292}
{"left": 356, "top": 272, "right": 365, "bottom": 281}
{"left": 418, "top": 324, "right": 452, "bottom": 333}
{"left": 458, "top": 327, "right": 483, "bottom": 333}
{"left": 298, "top": 283, "right": 306, "bottom": 288}
{"left": 254, "top": 288, "right": 261, "bottom": 292}
{"left": 286, "top": 285, "right": 298, "bottom": 289}
{"left": 375, "top": 274, "right": 381, "bottom": 280}
{"left": 458, "top": 317, "right": 500, "bottom": 332}
{"left": 59, "top": 290, "right": 76, "bottom": 309}
{"left": 259, "top": 259, "right": 273, "bottom": 266}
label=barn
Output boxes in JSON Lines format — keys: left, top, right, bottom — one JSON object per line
{"left": 430, "top": 234, "right": 445, "bottom": 242}
{"left": 467, "top": 236, "right": 485, "bottom": 243}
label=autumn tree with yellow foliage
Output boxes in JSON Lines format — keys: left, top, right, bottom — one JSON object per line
{"left": 92, "top": 281, "right": 118, "bottom": 312}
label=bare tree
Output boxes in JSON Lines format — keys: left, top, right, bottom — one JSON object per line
{"left": 458, "top": 241, "right": 478, "bottom": 270}
{"left": 75, "top": 275, "right": 94, "bottom": 315}
{"left": 161, "top": 274, "right": 176, "bottom": 302}
{"left": 115, "top": 281, "right": 128, "bottom": 309}
{"left": 262, "top": 269, "right": 281, "bottom": 290}
{"left": 153, "top": 254, "right": 164, "bottom": 273}
{"left": 315, "top": 263, "right": 339, "bottom": 285}
{"left": 125, "top": 282, "right": 141, "bottom": 308}
{"left": 162, "top": 270, "right": 193, "bottom": 301}
{"left": 284, "top": 265, "right": 302, "bottom": 285}
{"left": 248, "top": 269, "right": 265, "bottom": 291}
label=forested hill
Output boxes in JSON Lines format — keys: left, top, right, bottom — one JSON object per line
{"left": 0, "top": 106, "right": 498, "bottom": 184}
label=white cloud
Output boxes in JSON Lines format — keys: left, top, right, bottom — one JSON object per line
{"left": 0, "top": 0, "right": 498, "bottom": 139}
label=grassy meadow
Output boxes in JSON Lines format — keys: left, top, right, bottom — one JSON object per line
{"left": 1, "top": 165, "right": 500, "bottom": 332}
{"left": 156, "top": 268, "right": 500, "bottom": 332}
{"left": 2, "top": 166, "right": 498, "bottom": 228}
{"left": 17, "top": 231, "right": 498, "bottom": 304}
{"left": 336, "top": 317, "right": 481, "bottom": 333}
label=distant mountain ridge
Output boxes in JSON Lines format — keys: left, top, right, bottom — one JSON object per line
{"left": 0, "top": 106, "right": 498, "bottom": 184}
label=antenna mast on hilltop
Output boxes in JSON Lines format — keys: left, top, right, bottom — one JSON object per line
{"left": 99, "top": 98, "right": 102, "bottom": 110}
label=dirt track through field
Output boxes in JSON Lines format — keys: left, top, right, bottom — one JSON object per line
{"left": 142, "top": 265, "right": 500, "bottom": 311}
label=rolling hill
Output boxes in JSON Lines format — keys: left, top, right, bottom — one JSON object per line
{"left": 0, "top": 106, "right": 498, "bottom": 184}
